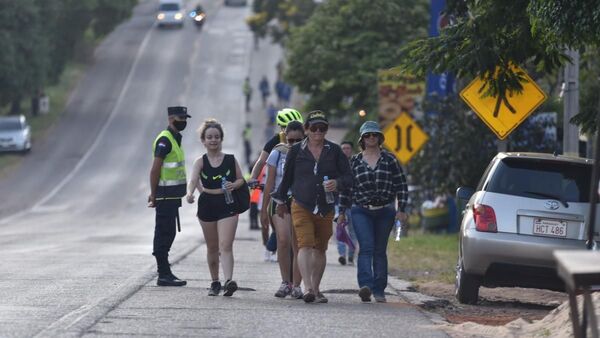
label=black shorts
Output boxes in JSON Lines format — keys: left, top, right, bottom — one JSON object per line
{"left": 197, "top": 193, "right": 237, "bottom": 222}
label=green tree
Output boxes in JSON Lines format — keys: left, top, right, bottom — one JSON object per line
{"left": 0, "top": 0, "right": 47, "bottom": 112}
{"left": 0, "top": 0, "right": 137, "bottom": 114}
{"left": 572, "top": 48, "right": 600, "bottom": 134}
{"left": 408, "top": 98, "right": 497, "bottom": 195}
{"left": 247, "top": 0, "right": 317, "bottom": 43}
{"left": 400, "top": 0, "right": 600, "bottom": 132}
{"left": 285, "top": 0, "right": 428, "bottom": 116}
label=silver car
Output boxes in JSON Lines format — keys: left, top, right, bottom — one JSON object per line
{"left": 0, "top": 115, "right": 32, "bottom": 153}
{"left": 156, "top": 1, "right": 185, "bottom": 28}
{"left": 455, "top": 152, "right": 597, "bottom": 304}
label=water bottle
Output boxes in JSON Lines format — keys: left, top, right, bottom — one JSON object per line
{"left": 222, "top": 178, "right": 234, "bottom": 204}
{"left": 395, "top": 220, "right": 403, "bottom": 241}
{"left": 323, "top": 176, "right": 335, "bottom": 204}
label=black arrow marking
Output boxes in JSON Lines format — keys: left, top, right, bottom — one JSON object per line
{"left": 395, "top": 125, "right": 401, "bottom": 152}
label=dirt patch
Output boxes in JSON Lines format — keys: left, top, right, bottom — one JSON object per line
{"left": 416, "top": 281, "right": 567, "bottom": 326}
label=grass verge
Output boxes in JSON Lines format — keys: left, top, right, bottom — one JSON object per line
{"left": 388, "top": 231, "right": 459, "bottom": 284}
{"left": 0, "top": 62, "right": 86, "bottom": 177}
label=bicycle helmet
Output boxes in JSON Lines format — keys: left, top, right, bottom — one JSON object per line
{"left": 275, "top": 108, "right": 303, "bottom": 127}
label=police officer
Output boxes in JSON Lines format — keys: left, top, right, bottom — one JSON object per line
{"left": 148, "top": 106, "right": 191, "bottom": 286}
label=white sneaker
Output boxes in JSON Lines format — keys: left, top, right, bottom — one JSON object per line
{"left": 264, "top": 250, "right": 271, "bottom": 262}
{"left": 269, "top": 252, "right": 278, "bottom": 262}
{"left": 291, "top": 286, "right": 304, "bottom": 299}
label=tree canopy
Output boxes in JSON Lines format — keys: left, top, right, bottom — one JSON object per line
{"left": 400, "top": 0, "right": 600, "bottom": 132}
{"left": 0, "top": 0, "right": 137, "bottom": 112}
{"left": 246, "top": 0, "right": 317, "bottom": 43}
{"left": 285, "top": 0, "right": 428, "bottom": 116}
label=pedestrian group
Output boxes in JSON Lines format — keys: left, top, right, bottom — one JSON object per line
{"left": 149, "top": 105, "right": 408, "bottom": 303}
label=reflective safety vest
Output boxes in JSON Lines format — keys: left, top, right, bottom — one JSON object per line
{"left": 153, "top": 130, "right": 186, "bottom": 200}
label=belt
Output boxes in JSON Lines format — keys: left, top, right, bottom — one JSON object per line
{"left": 362, "top": 204, "right": 386, "bottom": 210}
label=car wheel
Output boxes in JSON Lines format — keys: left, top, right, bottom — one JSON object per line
{"left": 455, "top": 255, "right": 480, "bottom": 304}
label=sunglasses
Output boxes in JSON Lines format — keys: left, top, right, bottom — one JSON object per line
{"left": 287, "top": 138, "right": 303, "bottom": 144}
{"left": 309, "top": 124, "right": 328, "bottom": 132}
{"left": 363, "top": 132, "right": 379, "bottom": 139}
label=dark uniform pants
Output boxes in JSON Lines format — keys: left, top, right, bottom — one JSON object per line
{"left": 153, "top": 200, "right": 180, "bottom": 273}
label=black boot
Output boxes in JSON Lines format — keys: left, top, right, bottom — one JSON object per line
{"left": 155, "top": 255, "right": 186, "bottom": 287}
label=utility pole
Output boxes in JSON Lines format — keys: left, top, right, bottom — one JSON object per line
{"left": 563, "top": 50, "right": 580, "bottom": 156}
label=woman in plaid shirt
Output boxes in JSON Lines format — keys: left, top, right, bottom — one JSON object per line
{"left": 338, "top": 121, "right": 408, "bottom": 303}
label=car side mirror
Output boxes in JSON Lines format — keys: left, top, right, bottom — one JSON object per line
{"left": 456, "top": 187, "right": 474, "bottom": 201}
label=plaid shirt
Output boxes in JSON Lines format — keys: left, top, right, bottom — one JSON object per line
{"left": 339, "top": 150, "right": 408, "bottom": 212}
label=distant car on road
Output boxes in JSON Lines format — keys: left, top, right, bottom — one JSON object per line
{"left": 0, "top": 115, "right": 32, "bottom": 153}
{"left": 156, "top": 0, "right": 185, "bottom": 28}
{"left": 455, "top": 152, "right": 596, "bottom": 304}
{"left": 224, "top": 0, "right": 247, "bottom": 6}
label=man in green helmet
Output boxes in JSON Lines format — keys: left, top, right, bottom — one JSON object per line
{"left": 148, "top": 106, "right": 191, "bottom": 287}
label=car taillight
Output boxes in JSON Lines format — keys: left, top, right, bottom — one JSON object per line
{"left": 473, "top": 204, "right": 497, "bottom": 233}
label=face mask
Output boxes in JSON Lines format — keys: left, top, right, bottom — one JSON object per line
{"left": 173, "top": 120, "right": 187, "bottom": 131}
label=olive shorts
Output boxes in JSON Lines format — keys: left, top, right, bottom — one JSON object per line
{"left": 291, "top": 201, "right": 334, "bottom": 251}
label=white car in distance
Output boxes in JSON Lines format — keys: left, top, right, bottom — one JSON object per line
{"left": 156, "top": 0, "right": 185, "bottom": 28}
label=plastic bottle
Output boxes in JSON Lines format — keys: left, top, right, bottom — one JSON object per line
{"left": 395, "top": 219, "right": 403, "bottom": 241}
{"left": 323, "top": 176, "right": 335, "bottom": 204}
{"left": 222, "top": 178, "right": 234, "bottom": 204}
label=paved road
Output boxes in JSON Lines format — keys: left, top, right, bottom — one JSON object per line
{"left": 0, "top": 0, "right": 446, "bottom": 336}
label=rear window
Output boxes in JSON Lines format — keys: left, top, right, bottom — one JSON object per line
{"left": 0, "top": 119, "right": 22, "bottom": 131}
{"left": 160, "top": 3, "right": 180, "bottom": 11}
{"left": 486, "top": 158, "right": 592, "bottom": 203}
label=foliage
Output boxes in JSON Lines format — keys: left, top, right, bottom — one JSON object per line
{"left": 572, "top": 48, "right": 600, "bottom": 134}
{"left": 409, "top": 95, "right": 560, "bottom": 196}
{"left": 285, "top": 0, "right": 428, "bottom": 117}
{"left": 399, "top": 0, "right": 566, "bottom": 118}
{"left": 246, "top": 0, "right": 317, "bottom": 42}
{"left": 528, "top": 0, "right": 600, "bottom": 49}
{"left": 0, "top": 0, "right": 137, "bottom": 112}
{"left": 407, "top": 97, "right": 497, "bottom": 195}
{"left": 400, "top": 0, "right": 600, "bottom": 133}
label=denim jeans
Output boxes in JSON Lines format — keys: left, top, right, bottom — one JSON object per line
{"left": 337, "top": 209, "right": 357, "bottom": 257}
{"left": 351, "top": 205, "right": 395, "bottom": 297}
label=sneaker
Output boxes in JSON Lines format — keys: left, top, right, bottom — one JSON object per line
{"left": 338, "top": 256, "right": 347, "bottom": 266}
{"left": 269, "top": 252, "right": 278, "bottom": 262}
{"left": 157, "top": 274, "right": 187, "bottom": 287}
{"left": 316, "top": 292, "right": 328, "bottom": 303}
{"left": 274, "top": 282, "right": 292, "bottom": 298}
{"left": 303, "top": 291, "right": 315, "bottom": 303}
{"left": 374, "top": 295, "right": 387, "bottom": 303}
{"left": 348, "top": 256, "right": 354, "bottom": 265}
{"left": 291, "top": 286, "right": 304, "bottom": 299}
{"left": 264, "top": 250, "right": 271, "bottom": 262}
{"left": 208, "top": 281, "right": 221, "bottom": 296}
{"left": 358, "top": 286, "right": 372, "bottom": 302}
{"left": 223, "top": 279, "right": 238, "bottom": 297}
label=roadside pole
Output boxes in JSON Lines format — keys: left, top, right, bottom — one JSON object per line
{"left": 563, "top": 49, "right": 580, "bottom": 156}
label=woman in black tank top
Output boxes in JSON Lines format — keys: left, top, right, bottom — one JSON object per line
{"left": 186, "top": 119, "right": 245, "bottom": 297}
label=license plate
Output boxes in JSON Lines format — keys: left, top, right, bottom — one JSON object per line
{"left": 533, "top": 218, "right": 567, "bottom": 237}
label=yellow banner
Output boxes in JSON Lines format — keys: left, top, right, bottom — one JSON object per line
{"left": 378, "top": 68, "right": 424, "bottom": 128}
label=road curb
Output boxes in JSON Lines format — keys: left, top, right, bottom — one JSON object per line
{"left": 33, "top": 239, "right": 203, "bottom": 338}
{"left": 387, "top": 276, "right": 450, "bottom": 325}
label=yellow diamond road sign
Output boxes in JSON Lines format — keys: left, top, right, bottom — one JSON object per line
{"left": 460, "top": 66, "right": 547, "bottom": 140}
{"left": 383, "top": 112, "right": 428, "bottom": 165}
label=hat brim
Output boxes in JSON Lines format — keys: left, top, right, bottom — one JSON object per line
{"left": 307, "top": 118, "right": 328, "bottom": 125}
{"left": 172, "top": 113, "right": 191, "bottom": 118}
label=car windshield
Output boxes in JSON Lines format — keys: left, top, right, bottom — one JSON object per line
{"left": 0, "top": 119, "right": 22, "bottom": 131}
{"left": 159, "top": 3, "right": 180, "bottom": 11}
{"left": 486, "top": 158, "right": 592, "bottom": 203}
